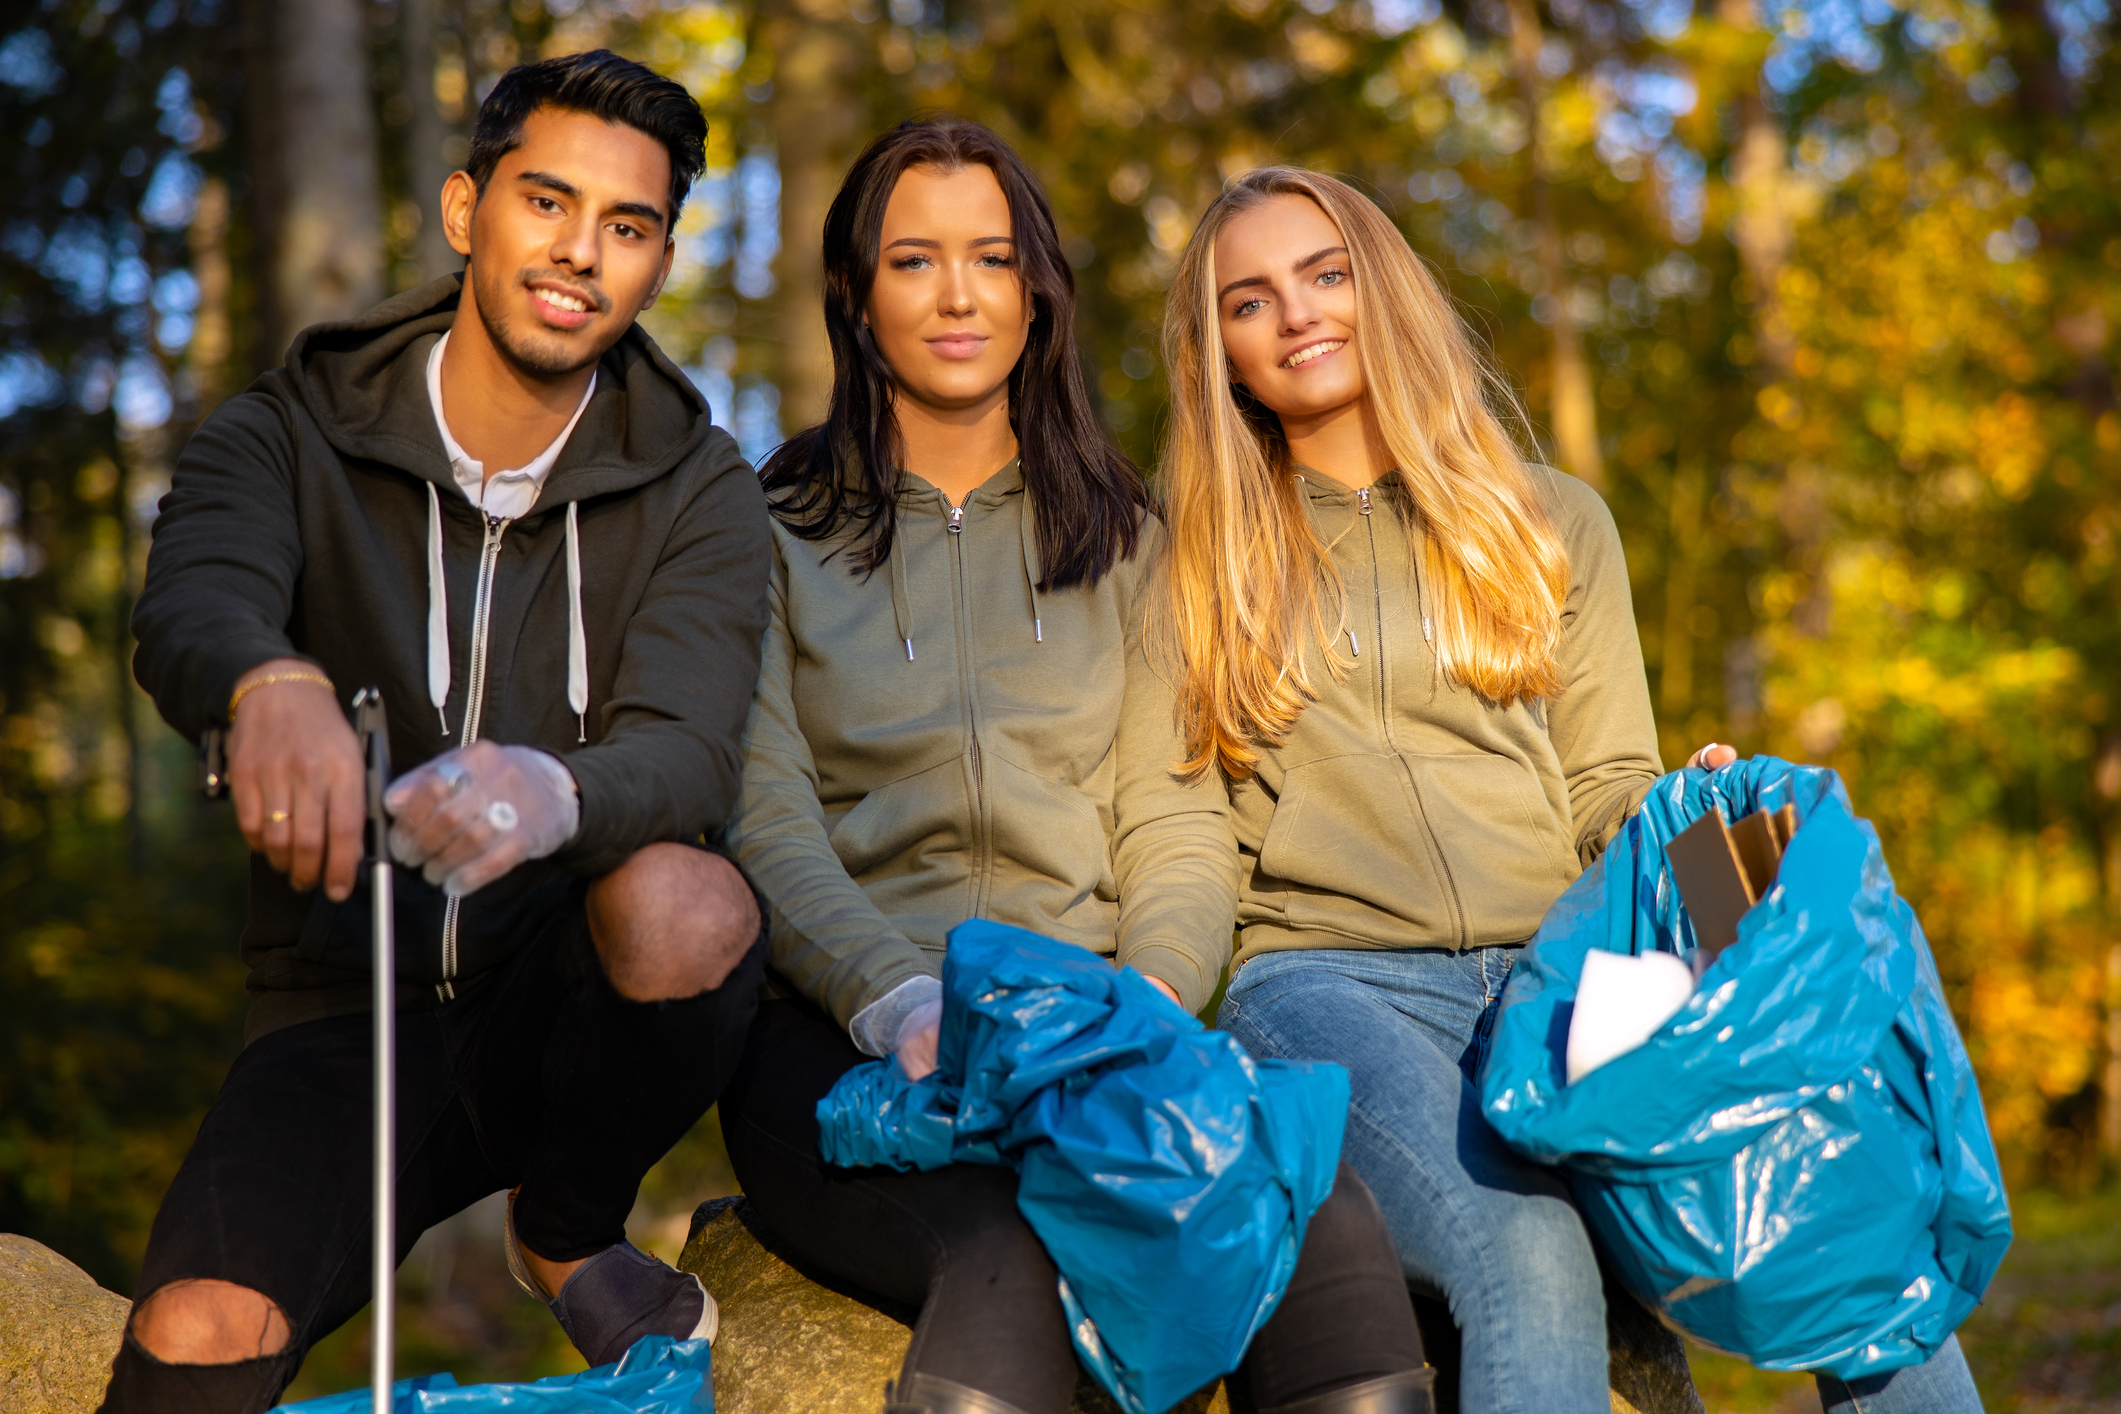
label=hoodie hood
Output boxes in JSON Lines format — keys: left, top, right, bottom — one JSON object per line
{"left": 282, "top": 273, "right": 715, "bottom": 506}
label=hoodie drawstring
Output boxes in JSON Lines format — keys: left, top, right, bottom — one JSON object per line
{"left": 426, "top": 483, "right": 451, "bottom": 736}
{"left": 888, "top": 484, "right": 1046, "bottom": 662}
{"left": 425, "top": 482, "right": 589, "bottom": 741}
{"left": 566, "top": 500, "right": 588, "bottom": 742}
{"left": 889, "top": 536, "right": 915, "bottom": 661}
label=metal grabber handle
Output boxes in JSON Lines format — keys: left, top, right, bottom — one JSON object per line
{"left": 353, "top": 688, "right": 395, "bottom": 1414}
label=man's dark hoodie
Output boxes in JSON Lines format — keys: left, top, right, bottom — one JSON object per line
{"left": 134, "top": 275, "right": 771, "bottom": 1043}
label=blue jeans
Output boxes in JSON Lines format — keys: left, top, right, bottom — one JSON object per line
{"left": 1818, "top": 1335, "right": 1982, "bottom": 1413}
{"left": 1220, "top": 947, "right": 1987, "bottom": 1414}
{"left": 1220, "top": 946, "right": 1609, "bottom": 1414}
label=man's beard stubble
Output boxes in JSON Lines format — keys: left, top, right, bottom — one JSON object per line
{"left": 469, "top": 261, "right": 612, "bottom": 378}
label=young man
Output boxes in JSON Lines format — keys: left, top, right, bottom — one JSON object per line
{"left": 104, "top": 51, "right": 771, "bottom": 1412}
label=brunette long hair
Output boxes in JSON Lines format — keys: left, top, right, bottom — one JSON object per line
{"left": 1157, "top": 167, "right": 1570, "bottom": 780}
{"left": 758, "top": 118, "right": 1147, "bottom": 587}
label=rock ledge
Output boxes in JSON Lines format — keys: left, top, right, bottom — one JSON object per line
{"left": 0, "top": 1233, "right": 129, "bottom": 1414}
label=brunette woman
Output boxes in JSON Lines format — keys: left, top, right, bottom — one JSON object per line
{"left": 716, "top": 124, "right": 1433, "bottom": 1414}
{"left": 1150, "top": 166, "right": 1984, "bottom": 1414}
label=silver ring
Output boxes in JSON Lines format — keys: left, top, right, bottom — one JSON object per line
{"left": 486, "top": 800, "right": 519, "bottom": 832}
{"left": 436, "top": 759, "right": 472, "bottom": 796}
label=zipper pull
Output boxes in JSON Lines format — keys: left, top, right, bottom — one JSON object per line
{"left": 947, "top": 506, "right": 964, "bottom": 534}
{"left": 1349, "top": 629, "right": 1361, "bottom": 656}
{"left": 1423, "top": 615, "right": 1433, "bottom": 642}
{"left": 1356, "top": 487, "right": 1373, "bottom": 516}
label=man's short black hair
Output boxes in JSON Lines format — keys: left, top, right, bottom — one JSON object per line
{"left": 467, "top": 49, "right": 706, "bottom": 229}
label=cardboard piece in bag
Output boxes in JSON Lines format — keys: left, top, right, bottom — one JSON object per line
{"left": 1666, "top": 803, "right": 1796, "bottom": 959}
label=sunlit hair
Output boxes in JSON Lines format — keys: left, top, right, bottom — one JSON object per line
{"left": 1156, "top": 167, "right": 1569, "bottom": 780}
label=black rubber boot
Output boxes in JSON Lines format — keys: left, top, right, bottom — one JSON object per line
{"left": 1258, "top": 1367, "right": 1439, "bottom": 1414}
{"left": 883, "top": 1371, "right": 1038, "bottom": 1414}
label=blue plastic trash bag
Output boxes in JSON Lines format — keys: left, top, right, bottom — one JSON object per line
{"left": 819, "top": 920, "right": 1349, "bottom": 1414}
{"left": 279, "top": 1335, "right": 710, "bottom": 1414}
{"left": 1478, "top": 757, "right": 2011, "bottom": 1379}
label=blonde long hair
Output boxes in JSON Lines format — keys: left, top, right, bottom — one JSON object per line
{"left": 1157, "top": 167, "right": 1570, "bottom": 780}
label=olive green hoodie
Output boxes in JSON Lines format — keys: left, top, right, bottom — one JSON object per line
{"left": 1227, "top": 465, "right": 1662, "bottom": 972}
{"left": 726, "top": 459, "right": 1237, "bottom": 1036}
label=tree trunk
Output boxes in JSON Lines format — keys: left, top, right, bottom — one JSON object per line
{"left": 1729, "top": 89, "right": 1795, "bottom": 375}
{"left": 1659, "top": 459, "right": 1705, "bottom": 722}
{"left": 1504, "top": 0, "right": 1603, "bottom": 488}
{"left": 247, "top": 0, "right": 385, "bottom": 358}
{"left": 2106, "top": 930, "right": 2121, "bottom": 1162}
{"left": 114, "top": 443, "right": 142, "bottom": 873}
{"left": 185, "top": 177, "right": 233, "bottom": 413}
{"left": 2100, "top": 737, "right": 2121, "bottom": 1163}
{"left": 399, "top": 0, "right": 461, "bottom": 284}
{"left": 764, "top": 10, "right": 868, "bottom": 433}
{"left": 1994, "top": 0, "right": 2071, "bottom": 120}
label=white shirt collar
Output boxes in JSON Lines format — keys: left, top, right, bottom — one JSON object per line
{"left": 425, "top": 329, "right": 598, "bottom": 521}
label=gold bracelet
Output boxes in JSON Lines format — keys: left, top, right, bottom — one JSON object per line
{"left": 228, "top": 670, "right": 336, "bottom": 720}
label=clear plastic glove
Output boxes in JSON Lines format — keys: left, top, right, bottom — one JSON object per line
{"left": 383, "top": 740, "right": 580, "bottom": 898}
{"left": 1686, "top": 741, "right": 1739, "bottom": 769}
{"left": 892, "top": 997, "right": 944, "bottom": 1082}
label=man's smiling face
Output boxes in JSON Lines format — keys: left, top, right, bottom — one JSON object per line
{"left": 449, "top": 105, "right": 676, "bottom": 377}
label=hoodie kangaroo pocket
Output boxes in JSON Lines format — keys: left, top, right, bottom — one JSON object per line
{"left": 983, "top": 753, "right": 1116, "bottom": 924}
{"left": 291, "top": 892, "right": 348, "bottom": 964}
{"left": 1403, "top": 751, "right": 1578, "bottom": 942}
{"left": 1256, "top": 752, "right": 1453, "bottom": 942}
{"left": 826, "top": 756, "right": 972, "bottom": 889}
{"left": 294, "top": 873, "right": 446, "bottom": 982}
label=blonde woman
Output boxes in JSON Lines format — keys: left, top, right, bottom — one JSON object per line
{"left": 1151, "top": 168, "right": 1982, "bottom": 1414}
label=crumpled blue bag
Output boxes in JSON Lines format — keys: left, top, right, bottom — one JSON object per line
{"left": 279, "top": 1335, "right": 710, "bottom": 1414}
{"left": 1478, "top": 757, "right": 2011, "bottom": 1379}
{"left": 819, "top": 920, "right": 1349, "bottom": 1414}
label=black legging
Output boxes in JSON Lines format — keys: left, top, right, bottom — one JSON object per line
{"left": 720, "top": 994, "right": 1426, "bottom": 1413}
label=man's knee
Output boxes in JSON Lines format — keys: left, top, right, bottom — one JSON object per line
{"left": 130, "top": 1279, "right": 291, "bottom": 1365}
{"left": 586, "top": 843, "right": 760, "bottom": 1001}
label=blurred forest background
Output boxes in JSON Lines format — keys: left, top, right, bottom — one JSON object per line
{"left": 2, "top": 0, "right": 2118, "bottom": 1406}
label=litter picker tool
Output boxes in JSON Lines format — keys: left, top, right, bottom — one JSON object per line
{"left": 353, "top": 687, "right": 396, "bottom": 1414}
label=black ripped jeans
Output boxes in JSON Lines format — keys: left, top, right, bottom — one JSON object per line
{"left": 99, "top": 902, "right": 766, "bottom": 1414}
{"left": 719, "top": 994, "right": 1427, "bottom": 1414}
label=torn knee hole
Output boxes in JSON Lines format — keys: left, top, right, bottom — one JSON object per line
{"left": 132, "top": 1279, "right": 293, "bottom": 1363}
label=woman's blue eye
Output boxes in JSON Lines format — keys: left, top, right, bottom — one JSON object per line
{"left": 1233, "top": 298, "right": 1263, "bottom": 318}
{"left": 1318, "top": 269, "right": 1347, "bottom": 285}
